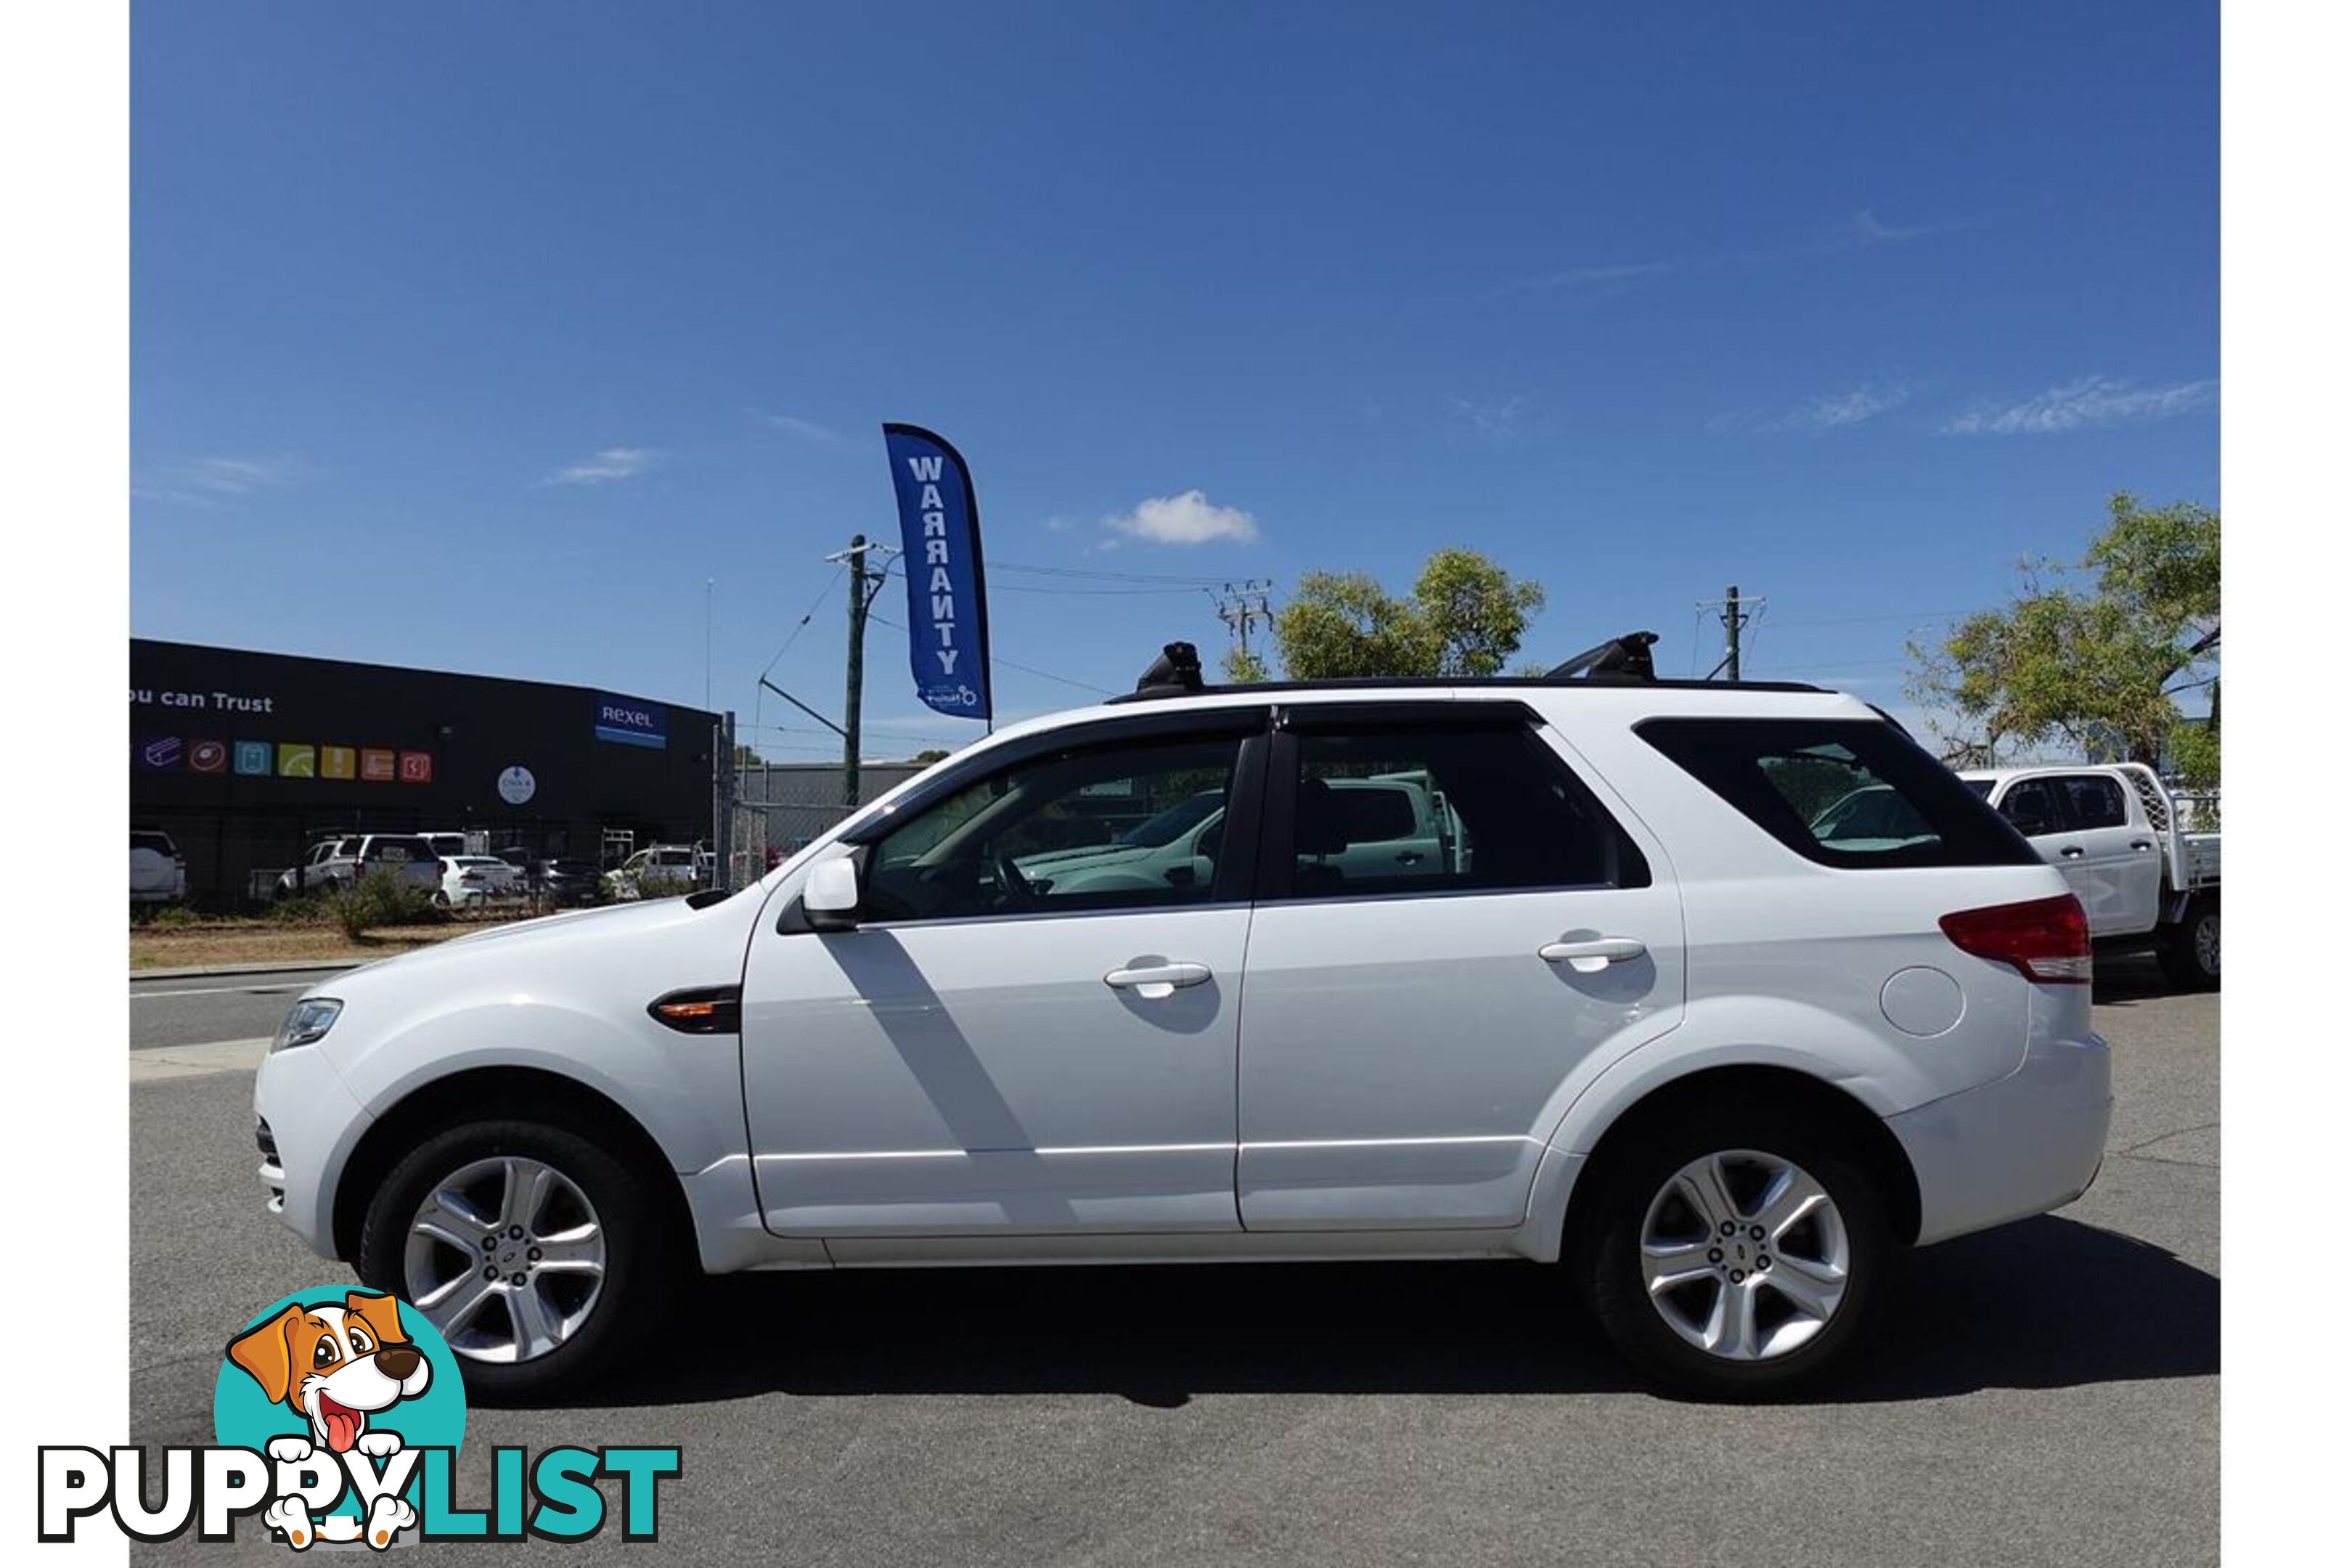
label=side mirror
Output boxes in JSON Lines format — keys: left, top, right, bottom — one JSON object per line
{"left": 803, "top": 857, "right": 862, "bottom": 931}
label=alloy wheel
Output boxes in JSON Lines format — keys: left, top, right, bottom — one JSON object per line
{"left": 402, "top": 1155, "right": 607, "bottom": 1363}
{"left": 1638, "top": 1148, "right": 1850, "bottom": 1362}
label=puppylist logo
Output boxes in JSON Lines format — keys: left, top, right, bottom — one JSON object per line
{"left": 36, "top": 1286, "right": 680, "bottom": 1548}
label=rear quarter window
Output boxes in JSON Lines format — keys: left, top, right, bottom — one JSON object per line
{"left": 1638, "top": 716, "right": 2041, "bottom": 870}
{"left": 365, "top": 837, "right": 434, "bottom": 863}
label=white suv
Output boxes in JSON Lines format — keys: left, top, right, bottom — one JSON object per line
{"left": 255, "top": 648, "right": 2109, "bottom": 1399}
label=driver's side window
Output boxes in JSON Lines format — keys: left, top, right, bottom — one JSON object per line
{"left": 859, "top": 734, "right": 1242, "bottom": 923}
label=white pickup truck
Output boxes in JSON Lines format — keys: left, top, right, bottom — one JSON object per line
{"left": 1957, "top": 763, "right": 2219, "bottom": 989}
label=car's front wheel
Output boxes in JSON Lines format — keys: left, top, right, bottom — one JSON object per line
{"left": 1577, "top": 1115, "right": 1890, "bottom": 1400}
{"left": 356, "top": 1119, "right": 676, "bottom": 1400}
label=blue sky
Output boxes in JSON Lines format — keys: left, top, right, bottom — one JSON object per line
{"left": 131, "top": 1, "right": 2218, "bottom": 759}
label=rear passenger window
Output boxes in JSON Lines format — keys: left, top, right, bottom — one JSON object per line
{"left": 1638, "top": 717, "right": 2039, "bottom": 870}
{"left": 1998, "top": 779, "right": 2066, "bottom": 837}
{"left": 2056, "top": 775, "right": 2128, "bottom": 829}
{"left": 1279, "top": 722, "right": 1647, "bottom": 899}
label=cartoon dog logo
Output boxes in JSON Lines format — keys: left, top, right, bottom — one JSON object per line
{"left": 226, "top": 1291, "right": 430, "bottom": 1550}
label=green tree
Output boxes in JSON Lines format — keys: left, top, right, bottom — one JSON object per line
{"left": 1908, "top": 494, "right": 2218, "bottom": 772}
{"left": 1270, "top": 548, "right": 1546, "bottom": 679}
{"left": 906, "top": 748, "right": 952, "bottom": 764}
{"left": 1220, "top": 648, "right": 1270, "bottom": 684}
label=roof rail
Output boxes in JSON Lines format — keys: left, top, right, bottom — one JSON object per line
{"left": 1108, "top": 628, "right": 1828, "bottom": 704}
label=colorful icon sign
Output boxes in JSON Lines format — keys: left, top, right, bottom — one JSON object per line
{"left": 360, "top": 748, "right": 396, "bottom": 783}
{"left": 398, "top": 752, "right": 433, "bottom": 784}
{"left": 320, "top": 746, "right": 355, "bottom": 780}
{"left": 234, "top": 740, "right": 274, "bottom": 776}
{"left": 277, "top": 743, "right": 317, "bottom": 778}
{"left": 139, "top": 736, "right": 183, "bottom": 769}
{"left": 189, "top": 739, "right": 227, "bottom": 774}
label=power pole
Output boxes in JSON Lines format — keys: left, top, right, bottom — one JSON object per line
{"left": 843, "top": 534, "right": 867, "bottom": 814}
{"left": 1697, "top": 586, "right": 1762, "bottom": 680}
{"left": 1724, "top": 585, "right": 1743, "bottom": 682}
{"left": 1212, "top": 579, "right": 1275, "bottom": 671}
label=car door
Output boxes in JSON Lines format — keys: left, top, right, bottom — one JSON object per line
{"left": 2050, "top": 772, "right": 2158, "bottom": 935}
{"left": 1993, "top": 777, "right": 2097, "bottom": 912}
{"left": 738, "top": 709, "right": 1269, "bottom": 1243}
{"left": 1236, "top": 702, "right": 1684, "bottom": 1231}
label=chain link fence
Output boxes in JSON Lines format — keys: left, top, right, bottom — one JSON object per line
{"left": 732, "top": 761, "right": 924, "bottom": 885}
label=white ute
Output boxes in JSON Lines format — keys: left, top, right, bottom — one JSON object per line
{"left": 1959, "top": 763, "right": 2219, "bottom": 989}
{"left": 255, "top": 637, "right": 2111, "bottom": 1400}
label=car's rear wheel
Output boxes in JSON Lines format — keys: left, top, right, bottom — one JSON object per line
{"left": 1577, "top": 1115, "right": 1890, "bottom": 1399}
{"left": 2157, "top": 897, "right": 2219, "bottom": 991}
{"left": 356, "top": 1119, "right": 675, "bottom": 1400}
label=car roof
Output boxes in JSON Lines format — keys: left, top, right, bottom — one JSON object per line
{"left": 1958, "top": 764, "right": 2112, "bottom": 784}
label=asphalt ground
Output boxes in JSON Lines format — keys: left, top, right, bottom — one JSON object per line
{"left": 124, "top": 960, "right": 2216, "bottom": 1566}
{"left": 128, "top": 968, "right": 338, "bottom": 1051}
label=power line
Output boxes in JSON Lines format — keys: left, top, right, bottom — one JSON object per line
{"left": 1755, "top": 608, "right": 1974, "bottom": 629}
{"left": 992, "top": 583, "right": 1209, "bottom": 597}
{"left": 866, "top": 611, "right": 1114, "bottom": 695}
{"left": 755, "top": 563, "right": 846, "bottom": 682}
{"left": 990, "top": 559, "right": 1237, "bottom": 586}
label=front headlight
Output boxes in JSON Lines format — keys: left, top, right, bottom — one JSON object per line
{"left": 273, "top": 997, "right": 343, "bottom": 1053}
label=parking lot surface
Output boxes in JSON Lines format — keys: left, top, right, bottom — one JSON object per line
{"left": 127, "top": 965, "right": 2216, "bottom": 1566}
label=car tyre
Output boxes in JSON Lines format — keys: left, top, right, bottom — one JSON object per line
{"left": 356, "top": 1119, "right": 679, "bottom": 1401}
{"left": 2156, "top": 897, "right": 2219, "bottom": 991}
{"left": 1575, "top": 1109, "right": 1890, "bottom": 1400}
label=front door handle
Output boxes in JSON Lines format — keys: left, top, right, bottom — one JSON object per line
{"left": 1103, "top": 961, "right": 1212, "bottom": 1000}
{"left": 1538, "top": 936, "right": 1647, "bottom": 974}
{"left": 2130, "top": 840, "right": 2153, "bottom": 851}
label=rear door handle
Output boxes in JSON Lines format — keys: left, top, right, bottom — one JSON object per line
{"left": 2060, "top": 846, "right": 2086, "bottom": 859}
{"left": 1538, "top": 936, "right": 1647, "bottom": 973}
{"left": 1103, "top": 962, "right": 1212, "bottom": 1000}
{"left": 2130, "top": 840, "right": 2153, "bottom": 851}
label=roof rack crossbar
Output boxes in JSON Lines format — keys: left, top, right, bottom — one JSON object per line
{"left": 1547, "top": 630, "right": 1659, "bottom": 682}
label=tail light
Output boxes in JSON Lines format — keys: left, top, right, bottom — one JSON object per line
{"left": 1940, "top": 894, "right": 2092, "bottom": 984}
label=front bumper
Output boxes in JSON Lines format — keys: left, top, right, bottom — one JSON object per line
{"left": 253, "top": 1038, "right": 375, "bottom": 1260}
{"left": 1887, "top": 1028, "right": 2113, "bottom": 1246}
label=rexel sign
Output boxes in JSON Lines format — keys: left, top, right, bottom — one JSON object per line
{"left": 592, "top": 695, "right": 667, "bottom": 750}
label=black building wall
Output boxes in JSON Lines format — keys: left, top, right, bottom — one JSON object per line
{"left": 131, "top": 640, "right": 722, "bottom": 905}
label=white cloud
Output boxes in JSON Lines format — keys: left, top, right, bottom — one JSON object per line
{"left": 1451, "top": 393, "right": 1532, "bottom": 443}
{"left": 547, "top": 446, "right": 656, "bottom": 485}
{"left": 1101, "top": 490, "right": 1259, "bottom": 546}
{"left": 1534, "top": 258, "right": 1686, "bottom": 290}
{"left": 131, "top": 454, "right": 299, "bottom": 507}
{"left": 767, "top": 415, "right": 844, "bottom": 445}
{"left": 1783, "top": 383, "right": 1911, "bottom": 430}
{"left": 1944, "top": 377, "right": 2218, "bottom": 436}
{"left": 1711, "top": 383, "right": 1910, "bottom": 435}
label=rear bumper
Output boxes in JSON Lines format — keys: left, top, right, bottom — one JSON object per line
{"left": 1887, "top": 1027, "right": 2112, "bottom": 1246}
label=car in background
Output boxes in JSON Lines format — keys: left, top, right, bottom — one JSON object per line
{"left": 420, "top": 831, "right": 473, "bottom": 862}
{"left": 436, "top": 854, "right": 523, "bottom": 907}
{"left": 275, "top": 833, "right": 444, "bottom": 898}
{"left": 538, "top": 857, "right": 609, "bottom": 907}
{"left": 1010, "top": 772, "right": 1466, "bottom": 897}
{"left": 1960, "top": 763, "right": 2220, "bottom": 989}
{"left": 608, "top": 844, "right": 703, "bottom": 900}
{"left": 130, "top": 828, "right": 187, "bottom": 905}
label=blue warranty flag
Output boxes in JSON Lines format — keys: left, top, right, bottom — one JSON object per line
{"left": 882, "top": 423, "right": 992, "bottom": 722}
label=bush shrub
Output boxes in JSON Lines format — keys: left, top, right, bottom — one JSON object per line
{"left": 327, "top": 870, "right": 448, "bottom": 939}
